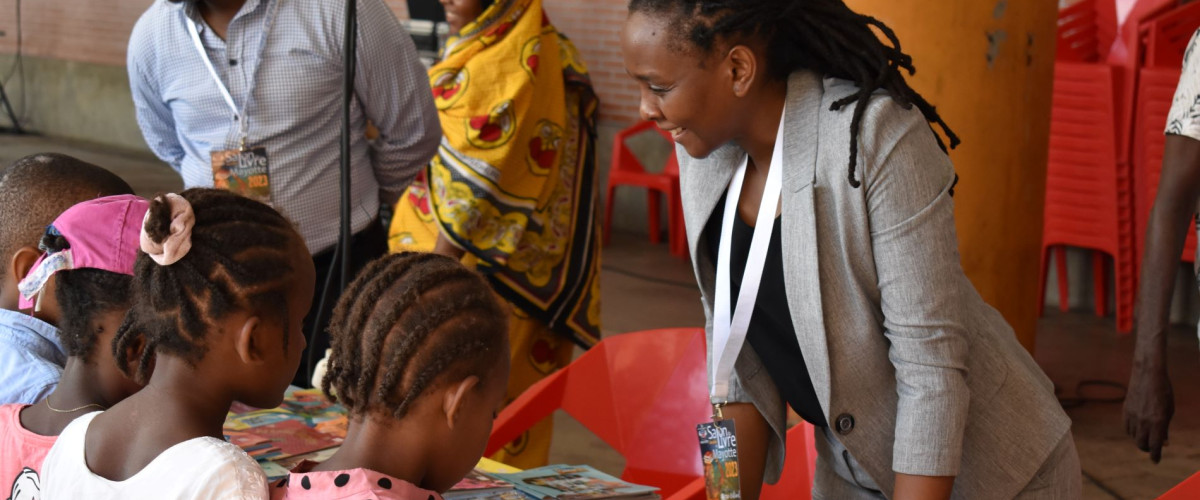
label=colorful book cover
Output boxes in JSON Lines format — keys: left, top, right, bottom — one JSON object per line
{"left": 444, "top": 491, "right": 534, "bottom": 500}
{"left": 252, "top": 419, "right": 343, "bottom": 459}
{"left": 495, "top": 465, "right": 659, "bottom": 499}
{"left": 280, "top": 388, "right": 347, "bottom": 425}
{"left": 314, "top": 415, "right": 348, "bottom": 439}
{"left": 450, "top": 470, "right": 513, "bottom": 492}
{"left": 225, "top": 409, "right": 295, "bottom": 430}
{"left": 225, "top": 430, "right": 271, "bottom": 449}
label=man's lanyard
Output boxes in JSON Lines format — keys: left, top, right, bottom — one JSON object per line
{"left": 185, "top": 0, "right": 281, "bottom": 150}
{"left": 710, "top": 107, "right": 786, "bottom": 418}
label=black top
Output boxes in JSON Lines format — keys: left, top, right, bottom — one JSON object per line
{"left": 705, "top": 194, "right": 828, "bottom": 427}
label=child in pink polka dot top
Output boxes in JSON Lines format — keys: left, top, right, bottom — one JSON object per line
{"left": 271, "top": 253, "right": 511, "bottom": 500}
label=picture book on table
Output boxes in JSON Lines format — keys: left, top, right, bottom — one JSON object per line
{"left": 250, "top": 419, "right": 343, "bottom": 459}
{"left": 445, "top": 470, "right": 518, "bottom": 499}
{"left": 495, "top": 465, "right": 660, "bottom": 499}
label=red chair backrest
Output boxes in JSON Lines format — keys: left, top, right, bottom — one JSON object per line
{"left": 760, "top": 422, "right": 817, "bottom": 500}
{"left": 488, "top": 328, "right": 711, "bottom": 495}
{"left": 1143, "top": 1, "right": 1200, "bottom": 68}
{"left": 1134, "top": 66, "right": 1197, "bottom": 264}
{"left": 611, "top": 121, "right": 679, "bottom": 177}
{"left": 1058, "top": 0, "right": 1119, "bottom": 63}
{"left": 1044, "top": 61, "right": 1123, "bottom": 253}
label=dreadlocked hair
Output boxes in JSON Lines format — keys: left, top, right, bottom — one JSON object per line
{"left": 40, "top": 232, "right": 134, "bottom": 361}
{"left": 113, "top": 188, "right": 300, "bottom": 383}
{"left": 628, "top": 0, "right": 960, "bottom": 187}
{"left": 321, "top": 252, "right": 508, "bottom": 420}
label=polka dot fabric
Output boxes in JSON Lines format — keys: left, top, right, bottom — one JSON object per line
{"left": 269, "top": 468, "right": 442, "bottom": 500}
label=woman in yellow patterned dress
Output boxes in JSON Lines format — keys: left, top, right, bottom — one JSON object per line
{"left": 388, "top": 0, "right": 601, "bottom": 468}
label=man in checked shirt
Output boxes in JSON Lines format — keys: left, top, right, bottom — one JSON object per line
{"left": 127, "top": 0, "right": 441, "bottom": 385}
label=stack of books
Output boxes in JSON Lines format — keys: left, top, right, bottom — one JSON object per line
{"left": 223, "top": 388, "right": 347, "bottom": 479}
{"left": 448, "top": 464, "right": 660, "bottom": 500}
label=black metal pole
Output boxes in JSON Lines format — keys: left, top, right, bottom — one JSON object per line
{"left": 339, "top": 0, "right": 357, "bottom": 292}
{"left": 306, "top": 0, "right": 357, "bottom": 383}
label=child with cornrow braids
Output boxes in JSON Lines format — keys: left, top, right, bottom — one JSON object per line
{"left": 270, "top": 252, "right": 510, "bottom": 500}
{"left": 41, "top": 188, "right": 316, "bottom": 500}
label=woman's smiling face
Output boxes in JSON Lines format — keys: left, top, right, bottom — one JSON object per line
{"left": 620, "top": 11, "right": 746, "bottom": 159}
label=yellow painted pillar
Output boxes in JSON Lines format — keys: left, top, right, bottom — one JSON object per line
{"left": 845, "top": 0, "right": 1059, "bottom": 351}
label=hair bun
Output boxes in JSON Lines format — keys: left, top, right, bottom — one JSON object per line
{"left": 140, "top": 193, "right": 195, "bottom": 266}
{"left": 143, "top": 194, "right": 174, "bottom": 245}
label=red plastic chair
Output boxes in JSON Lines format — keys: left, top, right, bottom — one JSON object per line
{"left": 1133, "top": 66, "right": 1197, "bottom": 269}
{"left": 604, "top": 121, "right": 687, "bottom": 258}
{"left": 668, "top": 421, "right": 818, "bottom": 500}
{"left": 1159, "top": 470, "right": 1200, "bottom": 499}
{"left": 487, "top": 328, "right": 711, "bottom": 497}
{"left": 1058, "top": 0, "right": 1119, "bottom": 63}
{"left": 759, "top": 422, "right": 817, "bottom": 500}
{"left": 1142, "top": 0, "right": 1200, "bottom": 69}
{"left": 1039, "top": 60, "right": 1137, "bottom": 332}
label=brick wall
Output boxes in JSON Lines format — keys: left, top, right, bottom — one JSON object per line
{"left": 541, "top": 0, "right": 641, "bottom": 125}
{"left": 0, "top": 0, "right": 154, "bottom": 67}
{"left": 0, "top": 0, "right": 641, "bottom": 126}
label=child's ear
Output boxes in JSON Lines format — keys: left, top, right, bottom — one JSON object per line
{"left": 443, "top": 375, "right": 481, "bottom": 430}
{"left": 233, "top": 315, "right": 265, "bottom": 365}
{"left": 10, "top": 246, "right": 41, "bottom": 281}
{"left": 121, "top": 333, "right": 147, "bottom": 373}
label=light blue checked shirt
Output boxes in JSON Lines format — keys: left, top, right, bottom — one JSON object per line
{"left": 128, "top": 0, "right": 440, "bottom": 254}
{"left": 0, "top": 308, "right": 64, "bottom": 405}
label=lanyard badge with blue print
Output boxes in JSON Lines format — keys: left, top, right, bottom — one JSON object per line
{"left": 699, "top": 107, "right": 785, "bottom": 500}
{"left": 187, "top": 0, "right": 280, "bottom": 203}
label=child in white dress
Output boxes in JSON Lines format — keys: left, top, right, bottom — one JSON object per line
{"left": 41, "top": 189, "right": 316, "bottom": 499}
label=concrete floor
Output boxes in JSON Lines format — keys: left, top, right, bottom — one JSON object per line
{"left": 3, "top": 133, "right": 1198, "bottom": 499}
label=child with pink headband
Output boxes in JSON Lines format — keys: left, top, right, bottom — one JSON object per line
{"left": 0, "top": 195, "right": 152, "bottom": 500}
{"left": 0, "top": 153, "right": 133, "bottom": 406}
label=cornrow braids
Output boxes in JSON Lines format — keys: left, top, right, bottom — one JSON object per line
{"left": 112, "top": 188, "right": 301, "bottom": 382}
{"left": 42, "top": 232, "right": 135, "bottom": 360}
{"left": 322, "top": 253, "right": 508, "bottom": 420}
{"left": 629, "top": 0, "right": 960, "bottom": 187}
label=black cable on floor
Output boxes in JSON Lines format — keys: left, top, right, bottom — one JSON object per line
{"left": 1055, "top": 380, "right": 1127, "bottom": 410}
{"left": 1082, "top": 470, "right": 1126, "bottom": 500}
{"left": 600, "top": 264, "right": 695, "bottom": 289}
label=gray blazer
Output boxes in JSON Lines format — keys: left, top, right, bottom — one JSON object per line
{"left": 681, "top": 71, "right": 1071, "bottom": 499}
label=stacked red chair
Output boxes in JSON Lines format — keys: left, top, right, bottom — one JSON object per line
{"left": 1133, "top": 67, "right": 1197, "bottom": 267}
{"left": 1141, "top": 0, "right": 1200, "bottom": 69}
{"left": 1132, "top": 3, "right": 1200, "bottom": 273}
{"left": 603, "top": 121, "right": 687, "bottom": 258}
{"left": 1040, "top": 0, "right": 1136, "bottom": 332}
{"left": 1057, "top": 0, "right": 1118, "bottom": 62}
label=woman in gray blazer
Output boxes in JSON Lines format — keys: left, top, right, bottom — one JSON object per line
{"left": 620, "top": 1, "right": 1080, "bottom": 499}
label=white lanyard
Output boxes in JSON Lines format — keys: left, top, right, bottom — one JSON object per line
{"left": 711, "top": 107, "right": 786, "bottom": 408}
{"left": 185, "top": 0, "right": 281, "bottom": 148}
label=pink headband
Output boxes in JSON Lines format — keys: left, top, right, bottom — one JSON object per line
{"left": 140, "top": 193, "right": 195, "bottom": 266}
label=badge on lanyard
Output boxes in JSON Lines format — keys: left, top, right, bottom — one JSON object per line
{"left": 212, "top": 146, "right": 271, "bottom": 202}
{"left": 185, "top": 0, "right": 279, "bottom": 202}
{"left": 700, "top": 105, "right": 786, "bottom": 499}
{"left": 697, "top": 413, "right": 741, "bottom": 500}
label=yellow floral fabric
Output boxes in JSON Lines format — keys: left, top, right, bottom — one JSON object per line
{"left": 388, "top": 0, "right": 601, "bottom": 345}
